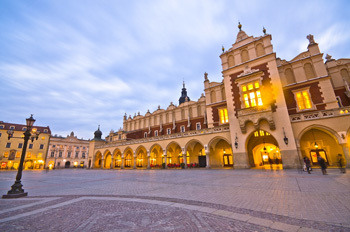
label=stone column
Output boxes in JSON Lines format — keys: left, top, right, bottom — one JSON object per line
{"left": 111, "top": 157, "right": 115, "bottom": 169}
{"left": 341, "top": 144, "right": 350, "bottom": 168}
{"left": 101, "top": 158, "right": 104, "bottom": 169}
{"left": 204, "top": 145, "right": 210, "bottom": 168}
{"left": 163, "top": 149, "right": 167, "bottom": 169}
{"left": 121, "top": 156, "right": 124, "bottom": 169}
{"left": 183, "top": 151, "right": 187, "bottom": 169}
{"left": 147, "top": 151, "right": 151, "bottom": 169}
{"left": 133, "top": 152, "right": 137, "bottom": 169}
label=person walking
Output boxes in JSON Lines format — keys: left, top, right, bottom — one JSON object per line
{"left": 304, "top": 157, "right": 311, "bottom": 174}
{"left": 317, "top": 155, "right": 327, "bottom": 175}
{"left": 338, "top": 154, "right": 346, "bottom": 174}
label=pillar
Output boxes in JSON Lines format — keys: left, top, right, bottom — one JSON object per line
{"left": 163, "top": 149, "right": 167, "bottom": 169}
{"left": 133, "top": 152, "right": 137, "bottom": 169}
{"left": 111, "top": 157, "right": 115, "bottom": 169}
{"left": 341, "top": 144, "right": 350, "bottom": 168}
{"left": 121, "top": 156, "right": 124, "bottom": 169}
{"left": 183, "top": 151, "right": 187, "bottom": 168}
{"left": 101, "top": 158, "right": 104, "bottom": 169}
{"left": 147, "top": 151, "right": 151, "bottom": 169}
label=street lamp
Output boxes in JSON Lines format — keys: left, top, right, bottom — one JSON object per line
{"left": 2, "top": 114, "right": 40, "bottom": 198}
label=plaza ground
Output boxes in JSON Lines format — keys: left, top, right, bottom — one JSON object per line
{"left": 0, "top": 168, "right": 349, "bottom": 231}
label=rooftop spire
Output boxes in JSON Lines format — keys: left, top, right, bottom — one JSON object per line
{"left": 179, "top": 81, "right": 190, "bottom": 105}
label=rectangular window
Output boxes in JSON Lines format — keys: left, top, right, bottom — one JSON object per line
{"left": 0, "top": 132, "right": 1, "bottom": 137}
{"left": 295, "top": 90, "right": 312, "bottom": 110}
{"left": 196, "top": 122, "right": 201, "bottom": 130}
{"left": 4, "top": 152, "right": 9, "bottom": 158}
{"left": 167, "top": 128, "right": 171, "bottom": 135}
{"left": 29, "top": 144, "right": 33, "bottom": 149}
{"left": 154, "top": 130, "right": 158, "bottom": 137}
{"left": 181, "top": 126, "right": 185, "bottom": 133}
{"left": 75, "top": 152, "right": 79, "bottom": 158}
{"left": 82, "top": 152, "right": 86, "bottom": 158}
{"left": 16, "top": 152, "right": 21, "bottom": 158}
{"left": 67, "top": 152, "right": 71, "bottom": 158}
{"left": 241, "top": 81, "right": 263, "bottom": 108}
{"left": 40, "top": 144, "right": 44, "bottom": 149}
{"left": 59, "top": 151, "right": 62, "bottom": 158}
{"left": 18, "top": 143, "right": 23, "bottom": 149}
{"left": 51, "top": 152, "right": 54, "bottom": 157}
{"left": 144, "top": 132, "right": 147, "bottom": 138}
{"left": 6, "top": 143, "right": 11, "bottom": 148}
{"left": 219, "top": 108, "right": 229, "bottom": 124}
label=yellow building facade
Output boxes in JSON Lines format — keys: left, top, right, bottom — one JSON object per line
{"left": 0, "top": 121, "right": 51, "bottom": 170}
{"left": 46, "top": 132, "right": 90, "bottom": 169}
{"left": 89, "top": 24, "right": 350, "bottom": 170}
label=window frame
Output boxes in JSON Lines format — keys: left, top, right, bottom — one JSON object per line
{"left": 196, "top": 122, "right": 201, "bottom": 130}
{"left": 218, "top": 108, "right": 229, "bottom": 125}
{"left": 167, "top": 128, "right": 171, "bottom": 135}
{"left": 292, "top": 87, "right": 316, "bottom": 112}
{"left": 180, "top": 125, "right": 185, "bottom": 133}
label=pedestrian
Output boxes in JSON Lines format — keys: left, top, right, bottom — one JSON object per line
{"left": 303, "top": 157, "right": 311, "bottom": 174}
{"left": 338, "top": 154, "right": 346, "bottom": 174}
{"left": 317, "top": 155, "right": 327, "bottom": 175}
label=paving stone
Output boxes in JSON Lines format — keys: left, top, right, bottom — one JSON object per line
{"left": 270, "top": 221, "right": 300, "bottom": 232}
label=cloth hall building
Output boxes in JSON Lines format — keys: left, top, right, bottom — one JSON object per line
{"left": 88, "top": 24, "right": 350, "bottom": 170}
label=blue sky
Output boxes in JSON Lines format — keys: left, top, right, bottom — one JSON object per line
{"left": 1, "top": 0, "right": 349, "bottom": 140}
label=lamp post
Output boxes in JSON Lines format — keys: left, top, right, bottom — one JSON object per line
{"left": 2, "top": 115, "right": 40, "bottom": 199}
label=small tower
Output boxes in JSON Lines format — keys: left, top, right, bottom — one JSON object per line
{"left": 93, "top": 125, "right": 102, "bottom": 140}
{"left": 178, "top": 81, "right": 190, "bottom": 105}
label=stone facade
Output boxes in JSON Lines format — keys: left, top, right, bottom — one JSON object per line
{"left": 46, "top": 132, "right": 89, "bottom": 169}
{"left": 89, "top": 24, "right": 350, "bottom": 170}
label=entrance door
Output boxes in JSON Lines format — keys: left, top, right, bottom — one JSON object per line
{"left": 198, "top": 156, "right": 206, "bottom": 167}
{"left": 310, "top": 149, "right": 328, "bottom": 165}
{"left": 65, "top": 161, "right": 70, "bottom": 168}
{"left": 223, "top": 154, "right": 233, "bottom": 167}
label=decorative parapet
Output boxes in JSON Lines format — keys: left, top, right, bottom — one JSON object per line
{"left": 290, "top": 107, "right": 350, "bottom": 122}
{"left": 237, "top": 105, "right": 275, "bottom": 133}
{"left": 95, "top": 126, "right": 230, "bottom": 149}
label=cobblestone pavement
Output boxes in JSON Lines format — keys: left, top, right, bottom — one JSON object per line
{"left": 0, "top": 168, "right": 349, "bottom": 231}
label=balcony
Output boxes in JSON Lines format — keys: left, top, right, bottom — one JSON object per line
{"left": 95, "top": 126, "right": 230, "bottom": 149}
{"left": 237, "top": 105, "right": 275, "bottom": 133}
{"left": 290, "top": 107, "right": 350, "bottom": 122}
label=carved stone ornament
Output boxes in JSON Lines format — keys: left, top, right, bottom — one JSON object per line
{"left": 237, "top": 65, "right": 260, "bottom": 78}
{"left": 306, "top": 34, "right": 315, "bottom": 45}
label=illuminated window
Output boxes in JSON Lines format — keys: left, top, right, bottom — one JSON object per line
{"left": 241, "top": 81, "right": 263, "bottom": 108}
{"left": 219, "top": 108, "right": 229, "bottom": 124}
{"left": 295, "top": 90, "right": 312, "bottom": 110}
{"left": 4, "top": 152, "right": 9, "bottom": 158}
{"left": 26, "top": 152, "right": 31, "bottom": 158}
{"left": 16, "top": 152, "right": 21, "bottom": 158}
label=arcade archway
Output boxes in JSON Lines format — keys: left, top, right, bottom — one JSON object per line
{"left": 104, "top": 151, "right": 112, "bottom": 169}
{"left": 150, "top": 144, "right": 163, "bottom": 168}
{"left": 247, "top": 130, "right": 281, "bottom": 169}
{"left": 208, "top": 137, "right": 233, "bottom": 168}
{"left": 94, "top": 152, "right": 102, "bottom": 168}
{"left": 300, "top": 128, "right": 344, "bottom": 167}
{"left": 186, "top": 140, "right": 205, "bottom": 167}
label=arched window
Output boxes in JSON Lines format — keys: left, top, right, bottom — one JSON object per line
{"left": 285, "top": 68, "right": 296, "bottom": 85}
{"left": 304, "top": 63, "right": 316, "bottom": 79}
{"left": 165, "top": 113, "right": 169, "bottom": 123}
{"left": 241, "top": 49, "right": 249, "bottom": 63}
{"left": 341, "top": 68, "right": 350, "bottom": 83}
{"left": 197, "top": 105, "right": 201, "bottom": 116}
{"left": 210, "top": 90, "right": 216, "bottom": 103}
{"left": 181, "top": 109, "right": 185, "bottom": 120}
{"left": 256, "top": 44, "right": 265, "bottom": 57}
{"left": 221, "top": 87, "right": 226, "bottom": 100}
{"left": 228, "top": 55, "right": 235, "bottom": 67}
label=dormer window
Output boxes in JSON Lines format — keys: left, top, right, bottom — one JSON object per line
{"left": 10, "top": 126, "right": 15, "bottom": 130}
{"left": 43, "top": 129, "right": 48, "bottom": 133}
{"left": 22, "top": 127, "right": 27, "bottom": 131}
{"left": 242, "top": 81, "right": 263, "bottom": 108}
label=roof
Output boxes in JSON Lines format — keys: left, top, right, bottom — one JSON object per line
{"left": 0, "top": 121, "right": 51, "bottom": 134}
